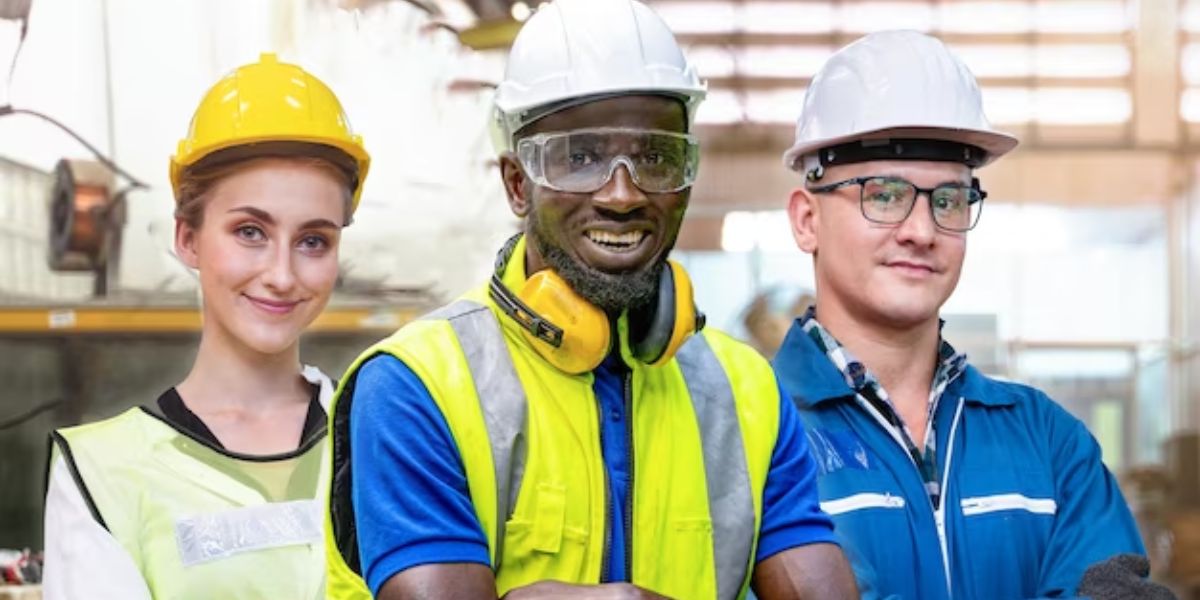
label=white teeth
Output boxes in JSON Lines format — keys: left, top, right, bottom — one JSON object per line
{"left": 586, "top": 230, "right": 646, "bottom": 247}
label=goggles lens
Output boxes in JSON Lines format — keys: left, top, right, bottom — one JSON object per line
{"left": 518, "top": 128, "right": 699, "bottom": 194}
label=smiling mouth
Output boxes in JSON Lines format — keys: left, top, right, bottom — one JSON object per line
{"left": 888, "top": 261, "right": 936, "bottom": 274}
{"left": 245, "top": 295, "right": 302, "bottom": 314}
{"left": 584, "top": 229, "right": 650, "bottom": 252}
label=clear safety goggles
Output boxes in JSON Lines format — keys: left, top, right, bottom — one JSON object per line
{"left": 516, "top": 127, "right": 700, "bottom": 194}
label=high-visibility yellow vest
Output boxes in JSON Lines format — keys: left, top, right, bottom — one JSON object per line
{"left": 326, "top": 246, "right": 781, "bottom": 599}
{"left": 52, "top": 373, "right": 333, "bottom": 600}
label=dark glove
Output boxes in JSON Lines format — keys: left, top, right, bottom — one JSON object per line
{"left": 1077, "top": 554, "right": 1176, "bottom": 600}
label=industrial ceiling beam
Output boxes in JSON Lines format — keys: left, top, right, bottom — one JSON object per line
{"left": 461, "top": 0, "right": 512, "bottom": 22}
{"left": 702, "top": 75, "right": 1131, "bottom": 92}
{"left": 677, "top": 31, "right": 1127, "bottom": 47}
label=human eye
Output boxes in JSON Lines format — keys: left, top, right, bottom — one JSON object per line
{"left": 297, "top": 233, "right": 330, "bottom": 254}
{"left": 568, "top": 151, "right": 598, "bottom": 167}
{"left": 863, "top": 179, "right": 906, "bottom": 206}
{"left": 234, "top": 224, "right": 266, "bottom": 243}
{"left": 638, "top": 151, "right": 665, "bottom": 166}
{"left": 932, "top": 188, "right": 967, "bottom": 213}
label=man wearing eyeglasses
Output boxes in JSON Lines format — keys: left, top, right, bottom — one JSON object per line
{"left": 774, "top": 30, "right": 1153, "bottom": 599}
{"left": 323, "top": 1, "right": 857, "bottom": 599}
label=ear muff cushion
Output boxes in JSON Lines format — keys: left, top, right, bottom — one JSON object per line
{"left": 632, "top": 260, "right": 698, "bottom": 366}
{"left": 519, "top": 270, "right": 611, "bottom": 374}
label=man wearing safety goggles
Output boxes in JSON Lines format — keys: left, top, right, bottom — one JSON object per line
{"left": 324, "top": 0, "right": 857, "bottom": 599}
{"left": 774, "top": 30, "right": 1157, "bottom": 599}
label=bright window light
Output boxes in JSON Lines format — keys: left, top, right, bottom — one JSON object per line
{"left": 721, "top": 212, "right": 759, "bottom": 252}
{"left": 1034, "top": 1, "right": 1128, "bottom": 33}
{"left": 743, "top": 88, "right": 807, "bottom": 124}
{"left": 510, "top": 1, "right": 532, "bottom": 22}
{"left": 741, "top": 2, "right": 834, "bottom": 34}
{"left": 952, "top": 45, "right": 1034, "bottom": 78}
{"left": 1184, "top": 1, "right": 1200, "bottom": 32}
{"left": 653, "top": 0, "right": 1127, "bottom": 35}
{"left": 982, "top": 87, "right": 1034, "bottom": 124}
{"left": 1180, "top": 88, "right": 1200, "bottom": 122}
{"left": 695, "top": 89, "right": 743, "bottom": 125}
{"left": 721, "top": 211, "right": 795, "bottom": 253}
{"left": 686, "top": 46, "right": 736, "bottom": 79}
{"left": 1034, "top": 88, "right": 1130, "bottom": 124}
{"left": 938, "top": 2, "right": 1033, "bottom": 33}
{"left": 1183, "top": 44, "right": 1200, "bottom": 85}
{"left": 837, "top": 2, "right": 934, "bottom": 33}
{"left": 927, "top": 44, "right": 1128, "bottom": 79}
{"left": 739, "top": 46, "right": 833, "bottom": 79}
{"left": 651, "top": 1, "right": 738, "bottom": 34}
{"left": 1034, "top": 45, "right": 1130, "bottom": 78}
{"left": 981, "top": 88, "right": 1130, "bottom": 125}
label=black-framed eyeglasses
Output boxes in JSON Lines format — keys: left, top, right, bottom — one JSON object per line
{"left": 807, "top": 175, "right": 987, "bottom": 232}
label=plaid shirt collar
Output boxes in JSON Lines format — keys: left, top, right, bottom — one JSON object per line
{"left": 798, "top": 306, "right": 967, "bottom": 401}
{"left": 798, "top": 306, "right": 968, "bottom": 508}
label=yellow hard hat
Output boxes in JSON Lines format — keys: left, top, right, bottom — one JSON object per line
{"left": 169, "top": 53, "right": 371, "bottom": 212}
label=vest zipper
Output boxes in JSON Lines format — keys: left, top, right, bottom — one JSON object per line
{"left": 597, "top": 390, "right": 613, "bottom": 582}
{"left": 623, "top": 372, "right": 635, "bottom": 581}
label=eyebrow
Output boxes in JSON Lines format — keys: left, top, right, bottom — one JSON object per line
{"left": 300, "top": 218, "right": 340, "bottom": 230}
{"left": 228, "top": 206, "right": 274, "bottom": 224}
{"left": 936, "top": 179, "right": 972, "bottom": 187}
{"left": 228, "top": 207, "right": 339, "bottom": 230}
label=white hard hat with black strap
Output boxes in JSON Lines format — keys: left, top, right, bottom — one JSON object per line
{"left": 783, "top": 30, "right": 1019, "bottom": 182}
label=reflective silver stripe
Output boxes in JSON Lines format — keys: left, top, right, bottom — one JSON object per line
{"left": 174, "top": 499, "right": 322, "bottom": 566}
{"left": 960, "top": 494, "right": 1057, "bottom": 516}
{"left": 441, "top": 300, "right": 528, "bottom": 569}
{"left": 677, "top": 335, "right": 755, "bottom": 600}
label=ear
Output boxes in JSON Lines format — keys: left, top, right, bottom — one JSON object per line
{"left": 499, "top": 152, "right": 531, "bottom": 217}
{"left": 174, "top": 219, "right": 200, "bottom": 269}
{"left": 787, "top": 187, "right": 820, "bottom": 254}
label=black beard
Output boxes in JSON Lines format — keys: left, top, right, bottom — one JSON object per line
{"left": 528, "top": 212, "right": 663, "bottom": 315}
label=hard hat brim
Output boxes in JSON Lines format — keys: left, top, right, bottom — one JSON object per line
{"left": 784, "top": 125, "right": 1019, "bottom": 172}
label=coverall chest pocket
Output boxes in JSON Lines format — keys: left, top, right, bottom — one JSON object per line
{"left": 955, "top": 467, "right": 1056, "bottom": 598}
{"left": 820, "top": 471, "right": 918, "bottom": 584}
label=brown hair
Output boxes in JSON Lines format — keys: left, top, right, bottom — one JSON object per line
{"left": 175, "top": 144, "right": 357, "bottom": 228}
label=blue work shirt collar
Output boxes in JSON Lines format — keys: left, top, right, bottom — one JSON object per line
{"left": 773, "top": 315, "right": 1015, "bottom": 409}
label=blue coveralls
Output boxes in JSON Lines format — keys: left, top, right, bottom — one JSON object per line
{"left": 773, "top": 322, "right": 1146, "bottom": 599}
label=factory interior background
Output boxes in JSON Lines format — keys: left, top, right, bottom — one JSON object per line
{"left": 2, "top": 0, "right": 1200, "bottom": 595}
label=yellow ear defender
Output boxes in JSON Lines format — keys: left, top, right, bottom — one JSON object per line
{"left": 488, "top": 235, "right": 704, "bottom": 374}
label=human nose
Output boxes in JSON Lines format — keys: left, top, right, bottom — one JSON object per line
{"left": 592, "top": 159, "right": 649, "bottom": 213}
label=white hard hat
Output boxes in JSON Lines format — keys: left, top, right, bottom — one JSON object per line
{"left": 782, "top": 30, "right": 1018, "bottom": 178}
{"left": 491, "top": 0, "right": 706, "bottom": 153}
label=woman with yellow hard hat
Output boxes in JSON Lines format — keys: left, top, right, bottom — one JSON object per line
{"left": 41, "top": 53, "right": 369, "bottom": 599}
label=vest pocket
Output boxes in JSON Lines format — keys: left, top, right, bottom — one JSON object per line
{"left": 651, "top": 518, "right": 716, "bottom": 599}
{"left": 531, "top": 482, "right": 566, "bottom": 553}
{"left": 498, "top": 483, "right": 590, "bottom": 589}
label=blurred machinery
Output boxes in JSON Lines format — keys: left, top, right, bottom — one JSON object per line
{"left": 739, "top": 285, "right": 813, "bottom": 359}
{"left": 46, "top": 159, "right": 124, "bottom": 295}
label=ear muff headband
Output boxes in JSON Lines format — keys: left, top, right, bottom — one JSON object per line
{"left": 631, "top": 260, "right": 702, "bottom": 366}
